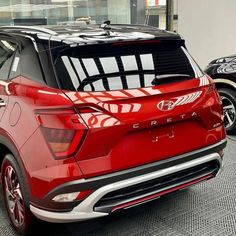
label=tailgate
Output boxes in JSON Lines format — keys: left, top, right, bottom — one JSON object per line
{"left": 53, "top": 40, "right": 225, "bottom": 177}
{"left": 64, "top": 78, "right": 224, "bottom": 177}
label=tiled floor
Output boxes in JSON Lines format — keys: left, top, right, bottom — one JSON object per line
{"left": 1, "top": 138, "right": 235, "bottom": 236}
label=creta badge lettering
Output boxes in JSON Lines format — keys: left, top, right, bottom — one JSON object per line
{"left": 132, "top": 92, "right": 202, "bottom": 129}
{"left": 132, "top": 112, "right": 198, "bottom": 129}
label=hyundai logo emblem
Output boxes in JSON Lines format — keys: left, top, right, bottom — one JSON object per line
{"left": 157, "top": 100, "right": 175, "bottom": 111}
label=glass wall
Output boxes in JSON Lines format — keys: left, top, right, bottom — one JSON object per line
{"left": 0, "top": 0, "right": 166, "bottom": 29}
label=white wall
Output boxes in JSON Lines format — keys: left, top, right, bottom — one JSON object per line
{"left": 177, "top": 0, "right": 236, "bottom": 68}
{"left": 158, "top": 8, "right": 166, "bottom": 29}
{"left": 107, "top": 0, "right": 130, "bottom": 24}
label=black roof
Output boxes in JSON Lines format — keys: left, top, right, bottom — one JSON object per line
{"left": 0, "top": 24, "right": 182, "bottom": 46}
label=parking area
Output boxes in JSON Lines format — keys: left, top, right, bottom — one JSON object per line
{"left": 1, "top": 137, "right": 236, "bottom": 236}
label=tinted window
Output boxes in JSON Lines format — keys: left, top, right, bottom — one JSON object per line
{"left": 20, "top": 43, "right": 45, "bottom": 84}
{"left": 53, "top": 41, "right": 204, "bottom": 92}
{"left": 0, "top": 40, "right": 17, "bottom": 81}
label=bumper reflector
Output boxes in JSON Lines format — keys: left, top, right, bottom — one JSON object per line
{"left": 53, "top": 190, "right": 93, "bottom": 202}
{"left": 53, "top": 192, "right": 80, "bottom": 202}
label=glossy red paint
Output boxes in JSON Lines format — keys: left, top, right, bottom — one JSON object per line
{"left": 64, "top": 77, "right": 225, "bottom": 177}
{"left": 0, "top": 76, "right": 86, "bottom": 198}
{"left": 0, "top": 76, "right": 225, "bottom": 199}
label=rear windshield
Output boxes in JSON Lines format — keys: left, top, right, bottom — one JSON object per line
{"left": 53, "top": 41, "right": 203, "bottom": 92}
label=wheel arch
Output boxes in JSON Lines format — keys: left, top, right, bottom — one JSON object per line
{"left": 0, "top": 134, "right": 29, "bottom": 190}
{"left": 0, "top": 143, "right": 13, "bottom": 170}
{"left": 213, "top": 78, "right": 236, "bottom": 91}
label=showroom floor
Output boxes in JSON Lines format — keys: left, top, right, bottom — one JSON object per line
{"left": 1, "top": 138, "right": 236, "bottom": 236}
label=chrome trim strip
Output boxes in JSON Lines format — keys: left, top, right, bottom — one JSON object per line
{"left": 30, "top": 152, "right": 222, "bottom": 223}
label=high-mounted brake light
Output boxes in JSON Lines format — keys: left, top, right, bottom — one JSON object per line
{"left": 113, "top": 40, "right": 161, "bottom": 46}
{"left": 36, "top": 109, "right": 87, "bottom": 159}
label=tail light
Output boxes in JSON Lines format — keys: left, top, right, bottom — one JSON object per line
{"left": 36, "top": 109, "right": 87, "bottom": 159}
{"left": 207, "top": 83, "right": 216, "bottom": 93}
{"left": 215, "top": 88, "right": 223, "bottom": 104}
{"left": 41, "top": 127, "right": 85, "bottom": 159}
{"left": 205, "top": 75, "right": 221, "bottom": 102}
{"left": 207, "top": 82, "right": 222, "bottom": 104}
{"left": 75, "top": 105, "right": 102, "bottom": 114}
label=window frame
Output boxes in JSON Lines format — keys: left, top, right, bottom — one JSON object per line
{"left": 0, "top": 36, "right": 19, "bottom": 81}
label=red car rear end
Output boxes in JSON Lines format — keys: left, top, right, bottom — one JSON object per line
{"left": 0, "top": 25, "right": 226, "bottom": 235}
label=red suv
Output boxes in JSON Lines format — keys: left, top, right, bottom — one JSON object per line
{"left": 0, "top": 25, "right": 226, "bottom": 235}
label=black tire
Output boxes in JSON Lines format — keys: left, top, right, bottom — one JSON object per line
{"left": 1, "top": 154, "right": 35, "bottom": 236}
{"left": 219, "top": 88, "right": 236, "bottom": 135}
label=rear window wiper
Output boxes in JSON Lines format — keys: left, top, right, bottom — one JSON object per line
{"left": 151, "top": 74, "right": 193, "bottom": 86}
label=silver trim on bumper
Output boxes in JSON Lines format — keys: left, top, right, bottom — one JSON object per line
{"left": 30, "top": 152, "right": 222, "bottom": 223}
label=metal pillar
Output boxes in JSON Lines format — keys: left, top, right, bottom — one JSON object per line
{"left": 166, "top": 0, "right": 174, "bottom": 31}
{"left": 68, "top": 0, "right": 74, "bottom": 21}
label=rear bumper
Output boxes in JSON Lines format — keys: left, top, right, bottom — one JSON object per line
{"left": 30, "top": 139, "right": 226, "bottom": 223}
